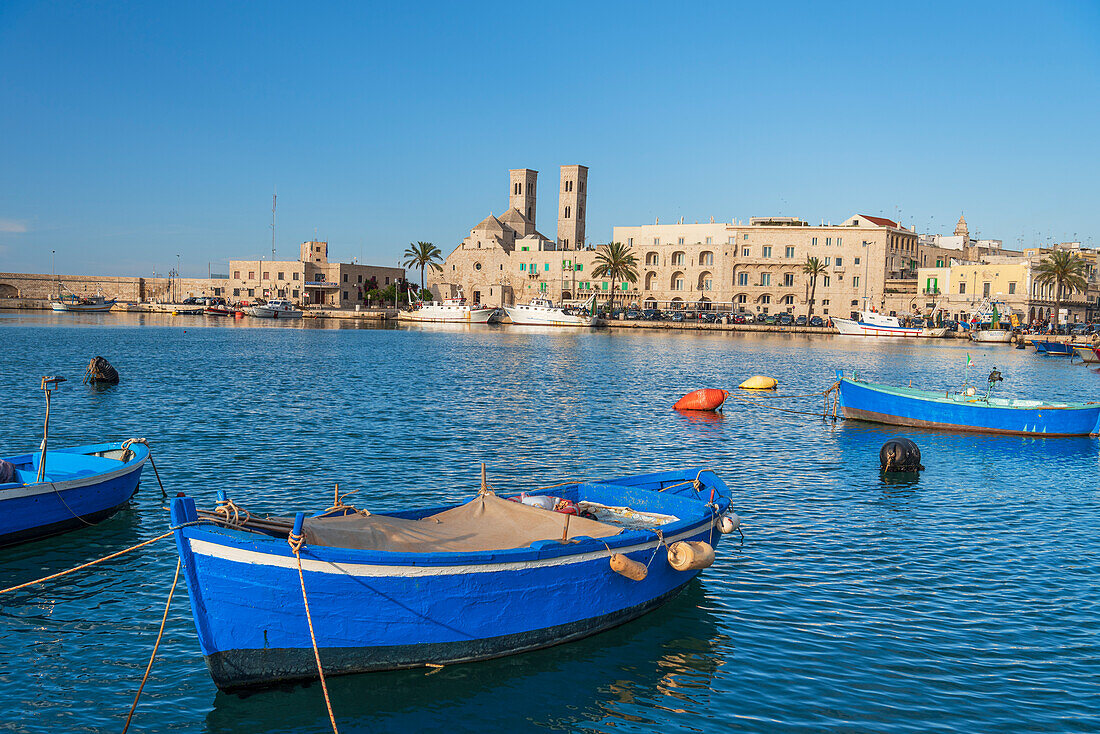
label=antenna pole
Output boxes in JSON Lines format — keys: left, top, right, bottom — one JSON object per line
{"left": 480, "top": 463, "right": 487, "bottom": 495}
{"left": 271, "top": 190, "right": 277, "bottom": 260}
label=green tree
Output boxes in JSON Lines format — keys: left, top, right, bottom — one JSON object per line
{"left": 590, "top": 241, "right": 639, "bottom": 314}
{"left": 402, "top": 241, "right": 444, "bottom": 293}
{"left": 1034, "top": 250, "right": 1088, "bottom": 325}
{"left": 802, "top": 256, "right": 827, "bottom": 321}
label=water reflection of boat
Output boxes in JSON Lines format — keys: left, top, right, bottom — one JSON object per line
{"left": 204, "top": 583, "right": 725, "bottom": 733}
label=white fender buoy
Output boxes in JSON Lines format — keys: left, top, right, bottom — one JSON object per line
{"left": 718, "top": 512, "right": 740, "bottom": 534}
{"left": 610, "top": 553, "right": 647, "bottom": 581}
{"left": 667, "top": 541, "right": 715, "bottom": 571}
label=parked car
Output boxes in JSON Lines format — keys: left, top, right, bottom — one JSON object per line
{"left": 624, "top": 310, "right": 641, "bottom": 320}
{"left": 794, "top": 315, "right": 808, "bottom": 326}
{"left": 732, "top": 313, "right": 747, "bottom": 324}
{"left": 809, "top": 316, "right": 824, "bottom": 327}
{"left": 764, "top": 314, "right": 777, "bottom": 325}
{"left": 670, "top": 311, "right": 685, "bottom": 323}
{"left": 700, "top": 312, "right": 719, "bottom": 323}
{"left": 777, "top": 313, "right": 794, "bottom": 326}
{"left": 642, "top": 309, "right": 660, "bottom": 321}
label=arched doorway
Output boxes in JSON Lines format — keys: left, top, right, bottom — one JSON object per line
{"left": 0, "top": 283, "right": 17, "bottom": 298}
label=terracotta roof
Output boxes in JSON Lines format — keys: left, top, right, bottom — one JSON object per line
{"left": 858, "top": 214, "right": 900, "bottom": 228}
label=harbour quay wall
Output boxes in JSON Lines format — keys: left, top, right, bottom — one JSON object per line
{"left": 0, "top": 272, "right": 229, "bottom": 305}
{"left": 602, "top": 320, "right": 830, "bottom": 334}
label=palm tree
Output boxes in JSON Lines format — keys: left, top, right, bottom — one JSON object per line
{"left": 802, "top": 256, "right": 827, "bottom": 320}
{"left": 402, "top": 241, "right": 444, "bottom": 294}
{"left": 591, "top": 241, "right": 639, "bottom": 314}
{"left": 1034, "top": 250, "right": 1088, "bottom": 326}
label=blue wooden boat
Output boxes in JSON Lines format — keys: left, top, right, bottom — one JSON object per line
{"left": 837, "top": 374, "right": 1100, "bottom": 436}
{"left": 169, "top": 468, "right": 737, "bottom": 690}
{"left": 1033, "top": 340, "right": 1074, "bottom": 356}
{"left": 0, "top": 441, "right": 149, "bottom": 546}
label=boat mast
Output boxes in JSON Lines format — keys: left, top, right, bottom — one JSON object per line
{"left": 271, "top": 190, "right": 277, "bottom": 261}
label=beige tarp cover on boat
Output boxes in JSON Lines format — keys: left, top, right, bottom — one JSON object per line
{"left": 302, "top": 494, "right": 622, "bottom": 553}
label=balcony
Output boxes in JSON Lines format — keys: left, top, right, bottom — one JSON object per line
{"left": 922, "top": 288, "right": 941, "bottom": 296}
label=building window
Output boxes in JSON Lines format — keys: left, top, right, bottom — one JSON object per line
{"left": 728, "top": 237, "right": 736, "bottom": 244}
{"left": 785, "top": 246, "right": 795, "bottom": 258}
{"left": 520, "top": 264, "right": 527, "bottom": 271}
{"left": 292, "top": 289, "right": 299, "bottom": 298}
{"left": 602, "top": 282, "right": 609, "bottom": 291}
{"left": 1009, "top": 282, "right": 1016, "bottom": 294}
{"left": 232, "top": 288, "right": 240, "bottom": 296}
{"left": 385, "top": 277, "right": 390, "bottom": 285}
{"left": 983, "top": 282, "right": 991, "bottom": 297}
{"left": 835, "top": 257, "right": 842, "bottom": 266}
{"left": 621, "top": 282, "right": 629, "bottom": 291}
{"left": 543, "top": 263, "right": 549, "bottom": 272}
{"left": 854, "top": 257, "right": 860, "bottom": 266}
{"left": 823, "top": 276, "right": 830, "bottom": 287}
{"left": 576, "top": 263, "right": 583, "bottom": 271}
{"left": 742, "top": 247, "right": 750, "bottom": 257}
{"left": 248, "top": 271, "right": 255, "bottom": 279}
{"left": 784, "top": 295, "right": 794, "bottom": 305}
{"left": 674, "top": 277, "right": 684, "bottom": 291}
{"left": 521, "top": 246, "right": 529, "bottom": 251}
{"left": 564, "top": 206, "right": 571, "bottom": 218}
{"left": 812, "top": 238, "right": 817, "bottom": 246}
{"left": 247, "top": 288, "right": 254, "bottom": 297}
{"left": 705, "top": 237, "right": 713, "bottom": 245}
{"left": 738, "top": 273, "right": 749, "bottom": 286}
{"left": 475, "top": 263, "right": 482, "bottom": 271}
{"left": 233, "top": 270, "right": 240, "bottom": 279}
{"left": 262, "top": 271, "right": 269, "bottom": 279}
{"left": 760, "top": 273, "right": 771, "bottom": 286}
{"left": 628, "top": 238, "right": 634, "bottom": 246}
{"left": 744, "top": 234, "right": 749, "bottom": 240}
{"left": 700, "top": 252, "right": 714, "bottom": 265}
{"left": 853, "top": 276, "right": 860, "bottom": 288}
{"left": 357, "top": 275, "right": 362, "bottom": 283}
{"left": 784, "top": 273, "right": 795, "bottom": 287}
{"left": 653, "top": 238, "right": 660, "bottom": 245}
{"left": 836, "top": 238, "right": 842, "bottom": 247}
{"left": 343, "top": 274, "right": 348, "bottom": 282}
{"left": 762, "top": 246, "right": 772, "bottom": 258}
{"left": 826, "top": 238, "right": 832, "bottom": 246}
{"left": 671, "top": 252, "right": 685, "bottom": 266}
{"left": 702, "top": 277, "right": 712, "bottom": 291}
{"left": 761, "top": 295, "right": 771, "bottom": 304}
{"left": 678, "top": 237, "right": 685, "bottom": 245}
{"left": 737, "top": 294, "right": 747, "bottom": 303}
{"left": 342, "top": 291, "right": 348, "bottom": 300}
{"left": 292, "top": 272, "right": 300, "bottom": 280}
{"left": 959, "top": 282, "right": 966, "bottom": 294}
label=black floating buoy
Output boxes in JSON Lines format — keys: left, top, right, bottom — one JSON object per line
{"left": 83, "top": 356, "right": 120, "bottom": 385}
{"left": 880, "top": 437, "right": 923, "bottom": 473}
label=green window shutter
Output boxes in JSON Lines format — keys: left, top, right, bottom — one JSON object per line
{"left": 520, "top": 264, "right": 526, "bottom": 271}
{"left": 602, "top": 282, "right": 608, "bottom": 291}
{"left": 576, "top": 263, "right": 583, "bottom": 271}
{"left": 621, "top": 282, "right": 628, "bottom": 291}
{"left": 544, "top": 263, "right": 549, "bottom": 272}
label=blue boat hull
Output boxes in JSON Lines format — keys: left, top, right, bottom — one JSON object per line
{"left": 838, "top": 378, "right": 1100, "bottom": 436}
{"left": 0, "top": 442, "right": 148, "bottom": 547}
{"left": 171, "top": 469, "right": 733, "bottom": 690}
{"left": 1034, "top": 340, "right": 1074, "bottom": 356}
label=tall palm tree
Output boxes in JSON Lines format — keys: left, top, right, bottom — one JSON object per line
{"left": 1034, "top": 250, "right": 1088, "bottom": 325}
{"left": 591, "top": 241, "right": 639, "bottom": 313}
{"left": 402, "top": 241, "right": 444, "bottom": 294}
{"left": 802, "top": 256, "right": 827, "bottom": 320}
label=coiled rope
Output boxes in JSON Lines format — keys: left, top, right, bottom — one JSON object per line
{"left": 287, "top": 531, "right": 339, "bottom": 734}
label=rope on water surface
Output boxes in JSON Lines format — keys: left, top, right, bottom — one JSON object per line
{"left": 288, "top": 531, "right": 339, "bottom": 734}
{"left": 121, "top": 557, "right": 181, "bottom": 733}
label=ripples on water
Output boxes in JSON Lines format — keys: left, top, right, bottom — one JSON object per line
{"left": 0, "top": 312, "right": 1098, "bottom": 732}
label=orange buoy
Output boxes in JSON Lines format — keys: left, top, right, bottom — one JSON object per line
{"left": 673, "top": 388, "right": 728, "bottom": 412}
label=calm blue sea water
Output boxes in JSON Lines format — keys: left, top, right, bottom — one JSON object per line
{"left": 1, "top": 312, "right": 1098, "bottom": 733}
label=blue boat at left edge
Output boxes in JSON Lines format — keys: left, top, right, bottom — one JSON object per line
{"left": 170, "top": 468, "right": 739, "bottom": 690}
{"left": 0, "top": 441, "right": 149, "bottom": 547}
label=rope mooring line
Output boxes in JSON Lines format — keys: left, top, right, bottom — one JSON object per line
{"left": 288, "top": 532, "right": 339, "bottom": 734}
{"left": 121, "top": 557, "right": 181, "bottom": 734}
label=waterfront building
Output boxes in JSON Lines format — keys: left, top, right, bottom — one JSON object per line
{"left": 917, "top": 242, "right": 1100, "bottom": 324}
{"left": 228, "top": 241, "right": 404, "bottom": 307}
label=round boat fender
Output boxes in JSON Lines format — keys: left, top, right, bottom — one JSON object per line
{"left": 667, "top": 540, "right": 715, "bottom": 571}
{"left": 717, "top": 512, "right": 740, "bottom": 534}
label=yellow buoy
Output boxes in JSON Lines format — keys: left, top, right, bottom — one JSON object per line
{"left": 172, "top": 311, "right": 179, "bottom": 316}
{"left": 739, "top": 375, "right": 778, "bottom": 390}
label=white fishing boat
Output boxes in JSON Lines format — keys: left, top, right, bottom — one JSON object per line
{"left": 249, "top": 298, "right": 302, "bottom": 319}
{"left": 50, "top": 285, "right": 116, "bottom": 313}
{"left": 832, "top": 311, "right": 923, "bottom": 338}
{"left": 1072, "top": 344, "right": 1100, "bottom": 364}
{"left": 398, "top": 296, "right": 496, "bottom": 323}
{"left": 921, "top": 326, "right": 950, "bottom": 338}
{"left": 969, "top": 329, "right": 1013, "bottom": 343}
{"left": 965, "top": 299, "right": 1015, "bottom": 343}
{"left": 503, "top": 296, "right": 597, "bottom": 327}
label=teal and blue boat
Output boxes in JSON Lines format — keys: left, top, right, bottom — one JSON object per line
{"left": 1033, "top": 340, "right": 1074, "bottom": 356}
{"left": 170, "top": 468, "right": 737, "bottom": 690}
{"left": 837, "top": 373, "right": 1100, "bottom": 436}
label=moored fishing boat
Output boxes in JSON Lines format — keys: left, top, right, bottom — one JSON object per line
{"left": 832, "top": 311, "right": 923, "bottom": 338}
{"left": 51, "top": 286, "right": 116, "bottom": 313}
{"left": 0, "top": 377, "right": 148, "bottom": 546}
{"left": 204, "top": 297, "right": 232, "bottom": 316}
{"left": 969, "top": 328, "right": 1013, "bottom": 343}
{"left": 249, "top": 298, "right": 303, "bottom": 319}
{"left": 836, "top": 372, "right": 1100, "bottom": 436}
{"left": 169, "top": 467, "right": 736, "bottom": 690}
{"left": 503, "top": 296, "right": 597, "bottom": 326}
{"left": 398, "top": 296, "right": 496, "bottom": 323}
{"left": 1072, "top": 344, "right": 1100, "bottom": 364}
{"left": 1034, "top": 340, "right": 1074, "bottom": 356}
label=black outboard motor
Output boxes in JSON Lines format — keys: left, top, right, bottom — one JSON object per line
{"left": 880, "top": 438, "right": 924, "bottom": 473}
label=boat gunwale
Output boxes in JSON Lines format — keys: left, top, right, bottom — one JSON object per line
{"left": 0, "top": 441, "right": 149, "bottom": 496}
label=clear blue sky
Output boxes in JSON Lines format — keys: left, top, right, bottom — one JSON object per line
{"left": 1, "top": 0, "right": 1098, "bottom": 276}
